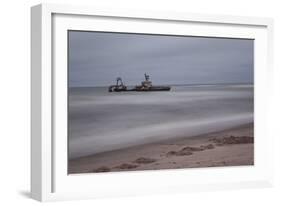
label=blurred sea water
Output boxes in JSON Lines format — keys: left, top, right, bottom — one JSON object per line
{"left": 68, "top": 84, "right": 253, "bottom": 159}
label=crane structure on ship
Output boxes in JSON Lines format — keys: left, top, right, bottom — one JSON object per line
{"left": 108, "top": 73, "right": 171, "bottom": 92}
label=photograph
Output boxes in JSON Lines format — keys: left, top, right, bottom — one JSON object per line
{"left": 67, "top": 31, "right": 254, "bottom": 174}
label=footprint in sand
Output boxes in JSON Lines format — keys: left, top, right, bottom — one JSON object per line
{"left": 210, "top": 136, "right": 253, "bottom": 146}
{"left": 200, "top": 144, "right": 215, "bottom": 150}
{"left": 93, "top": 166, "right": 111, "bottom": 173}
{"left": 115, "top": 163, "right": 138, "bottom": 169}
{"left": 166, "top": 144, "right": 215, "bottom": 157}
{"left": 133, "top": 157, "right": 157, "bottom": 164}
{"left": 166, "top": 150, "right": 193, "bottom": 156}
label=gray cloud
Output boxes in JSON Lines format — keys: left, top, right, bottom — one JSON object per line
{"left": 69, "top": 31, "right": 253, "bottom": 87}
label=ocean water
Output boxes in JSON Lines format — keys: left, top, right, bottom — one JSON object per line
{"left": 68, "top": 84, "right": 253, "bottom": 159}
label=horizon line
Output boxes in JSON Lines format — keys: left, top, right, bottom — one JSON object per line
{"left": 69, "top": 82, "right": 254, "bottom": 88}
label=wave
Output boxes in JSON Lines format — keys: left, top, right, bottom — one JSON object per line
{"left": 69, "top": 113, "right": 253, "bottom": 159}
{"left": 68, "top": 85, "right": 254, "bottom": 159}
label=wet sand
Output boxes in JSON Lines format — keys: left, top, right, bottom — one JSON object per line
{"left": 68, "top": 123, "right": 254, "bottom": 174}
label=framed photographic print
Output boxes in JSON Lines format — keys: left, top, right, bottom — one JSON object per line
{"left": 31, "top": 3, "right": 274, "bottom": 201}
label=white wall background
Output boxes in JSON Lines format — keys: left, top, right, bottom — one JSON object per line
{"left": 0, "top": 0, "right": 280, "bottom": 205}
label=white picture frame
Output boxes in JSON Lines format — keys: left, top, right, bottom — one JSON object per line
{"left": 31, "top": 3, "right": 274, "bottom": 202}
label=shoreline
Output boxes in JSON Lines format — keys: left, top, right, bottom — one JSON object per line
{"left": 68, "top": 123, "right": 254, "bottom": 174}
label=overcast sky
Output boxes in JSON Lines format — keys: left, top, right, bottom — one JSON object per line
{"left": 68, "top": 31, "right": 253, "bottom": 87}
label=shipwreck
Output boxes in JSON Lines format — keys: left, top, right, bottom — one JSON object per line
{"left": 108, "top": 73, "right": 171, "bottom": 92}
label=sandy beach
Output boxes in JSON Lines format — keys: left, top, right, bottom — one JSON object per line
{"left": 68, "top": 123, "right": 253, "bottom": 174}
